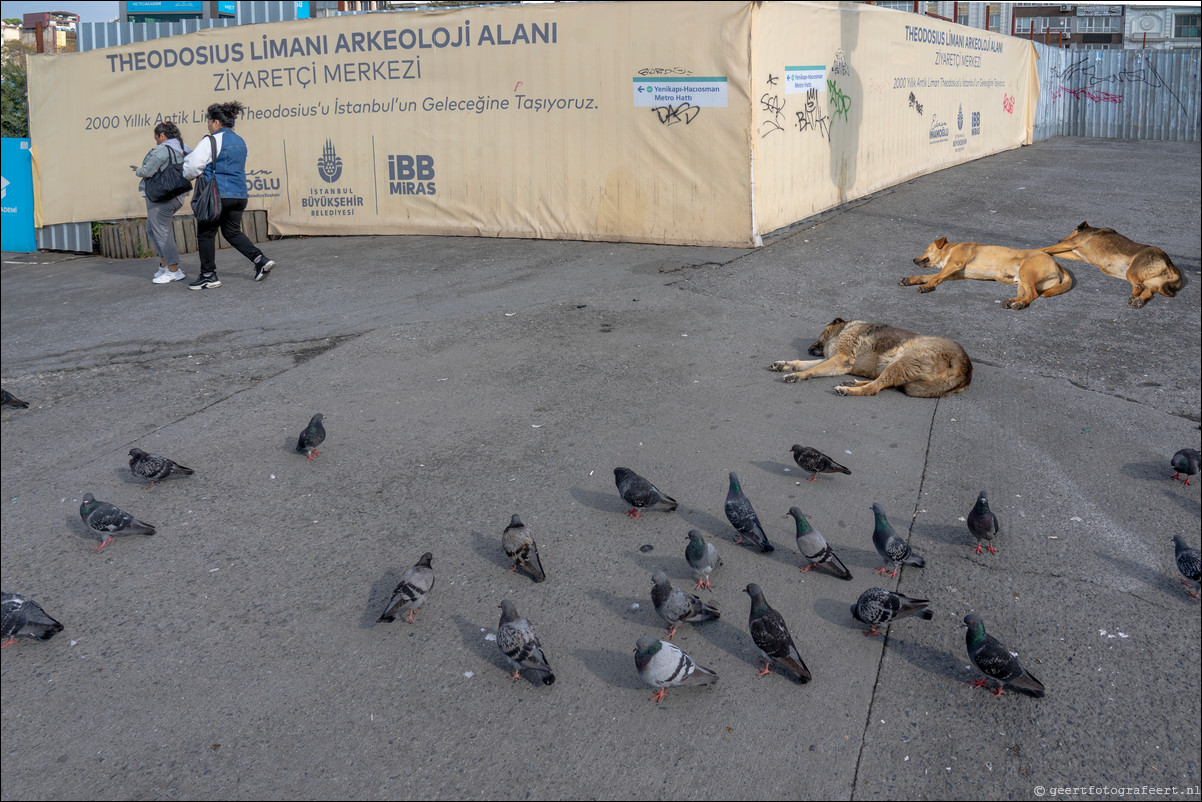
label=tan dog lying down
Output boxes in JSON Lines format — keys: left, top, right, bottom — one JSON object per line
{"left": 770, "top": 318, "right": 972, "bottom": 398}
{"left": 1041, "top": 221, "right": 1183, "bottom": 308}
{"left": 901, "top": 237, "right": 1073, "bottom": 309}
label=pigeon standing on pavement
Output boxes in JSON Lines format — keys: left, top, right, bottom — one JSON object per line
{"left": 613, "top": 467, "right": 678, "bottom": 518}
{"left": 967, "top": 491, "right": 999, "bottom": 555}
{"left": 496, "top": 600, "right": 555, "bottom": 685}
{"left": 743, "top": 583, "right": 811, "bottom": 683}
{"left": 725, "top": 472, "right": 774, "bottom": 552}
{"left": 871, "top": 502, "right": 924, "bottom": 577}
{"left": 1, "top": 390, "right": 29, "bottom": 408}
{"left": 128, "top": 448, "right": 195, "bottom": 486}
{"left": 1171, "top": 448, "right": 1200, "bottom": 485}
{"left": 787, "top": 507, "right": 852, "bottom": 580}
{"left": 296, "top": 413, "right": 326, "bottom": 460}
{"left": 501, "top": 514, "right": 546, "bottom": 583}
{"left": 1172, "top": 535, "right": 1201, "bottom": 599}
{"left": 2, "top": 593, "right": 64, "bottom": 647}
{"left": 790, "top": 445, "right": 851, "bottom": 482}
{"left": 79, "top": 493, "right": 156, "bottom": 550}
{"left": 378, "top": 552, "right": 435, "bottom": 624}
{"left": 851, "top": 587, "right": 933, "bottom": 635}
{"left": 685, "top": 530, "right": 722, "bottom": 590}
{"left": 651, "top": 570, "right": 720, "bottom": 638}
{"left": 963, "top": 614, "right": 1046, "bottom": 698}
{"left": 634, "top": 635, "right": 718, "bottom": 703}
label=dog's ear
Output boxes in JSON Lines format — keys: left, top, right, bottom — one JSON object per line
{"left": 1077, "top": 221, "right": 1089, "bottom": 230}
{"left": 935, "top": 236, "right": 948, "bottom": 247}
{"left": 829, "top": 317, "right": 845, "bottom": 325}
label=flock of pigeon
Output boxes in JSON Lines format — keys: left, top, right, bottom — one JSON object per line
{"left": 1, "top": 391, "right": 1200, "bottom": 707}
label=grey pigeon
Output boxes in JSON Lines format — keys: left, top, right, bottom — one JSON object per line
{"left": 634, "top": 635, "right": 718, "bottom": 703}
{"left": 613, "top": 467, "right": 678, "bottom": 518}
{"left": 871, "top": 502, "right": 923, "bottom": 577}
{"left": 787, "top": 507, "right": 852, "bottom": 580}
{"left": 685, "top": 530, "right": 722, "bottom": 590}
{"left": 790, "top": 445, "right": 851, "bottom": 482}
{"left": 501, "top": 514, "right": 546, "bottom": 582}
{"left": 1172, "top": 535, "right": 1201, "bottom": 599}
{"left": 2, "top": 593, "right": 64, "bottom": 647}
{"left": 725, "top": 472, "right": 774, "bottom": 552}
{"left": 651, "top": 570, "right": 719, "bottom": 638}
{"left": 1171, "top": 448, "right": 1200, "bottom": 485}
{"left": 79, "top": 493, "right": 156, "bottom": 551}
{"left": 296, "top": 413, "right": 326, "bottom": 460}
{"left": 378, "top": 552, "right": 435, "bottom": 624}
{"left": 851, "top": 587, "right": 933, "bottom": 635}
{"left": 1, "top": 390, "right": 29, "bottom": 409}
{"left": 963, "top": 614, "right": 1045, "bottom": 697}
{"left": 129, "top": 448, "right": 195, "bottom": 486}
{"left": 967, "top": 491, "right": 999, "bottom": 555}
{"left": 743, "top": 583, "right": 811, "bottom": 683}
{"left": 496, "top": 599, "right": 555, "bottom": 685}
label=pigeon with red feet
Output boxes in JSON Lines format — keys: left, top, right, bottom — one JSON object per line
{"left": 871, "top": 502, "right": 923, "bottom": 578}
{"left": 967, "top": 491, "right": 999, "bottom": 555}
{"left": 613, "top": 467, "right": 678, "bottom": 518}
{"left": 790, "top": 445, "right": 851, "bottom": 482}
{"left": 963, "top": 614, "right": 1045, "bottom": 697}
{"left": 743, "top": 583, "right": 811, "bottom": 683}
{"left": 788, "top": 507, "right": 852, "bottom": 580}
{"left": 725, "top": 472, "right": 774, "bottom": 552}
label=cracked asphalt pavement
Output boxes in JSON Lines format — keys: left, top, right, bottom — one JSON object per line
{"left": 2, "top": 137, "right": 1199, "bottom": 800}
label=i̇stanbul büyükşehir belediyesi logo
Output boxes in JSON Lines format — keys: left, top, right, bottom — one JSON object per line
{"left": 317, "top": 138, "right": 342, "bottom": 183}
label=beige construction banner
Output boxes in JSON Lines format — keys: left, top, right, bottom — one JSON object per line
{"left": 27, "top": 1, "right": 1036, "bottom": 247}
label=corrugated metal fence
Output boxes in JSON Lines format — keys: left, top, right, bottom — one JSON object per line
{"left": 1033, "top": 43, "right": 1200, "bottom": 141}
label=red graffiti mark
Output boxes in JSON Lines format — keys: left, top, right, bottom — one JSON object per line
{"left": 514, "top": 81, "right": 523, "bottom": 92}
{"left": 1002, "top": 93, "right": 1016, "bottom": 114}
{"left": 1049, "top": 85, "right": 1123, "bottom": 104}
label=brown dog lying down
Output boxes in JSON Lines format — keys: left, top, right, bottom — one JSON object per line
{"left": 901, "top": 237, "right": 1073, "bottom": 309}
{"left": 1041, "top": 221, "right": 1184, "bottom": 308}
{"left": 769, "top": 318, "right": 972, "bottom": 397}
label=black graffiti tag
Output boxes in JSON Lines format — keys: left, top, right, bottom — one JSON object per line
{"left": 652, "top": 103, "right": 700, "bottom": 125}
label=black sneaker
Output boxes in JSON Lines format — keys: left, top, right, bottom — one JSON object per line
{"left": 189, "top": 274, "right": 222, "bottom": 290}
{"left": 254, "top": 259, "right": 276, "bottom": 282}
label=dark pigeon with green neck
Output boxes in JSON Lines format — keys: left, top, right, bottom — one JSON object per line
{"left": 871, "top": 502, "right": 923, "bottom": 578}
{"left": 743, "top": 583, "right": 811, "bottom": 683}
{"left": 297, "top": 413, "right": 326, "bottom": 460}
{"left": 963, "top": 614, "right": 1045, "bottom": 697}
{"left": 725, "top": 472, "right": 773, "bottom": 552}
{"left": 1171, "top": 448, "right": 1200, "bottom": 485}
{"left": 967, "top": 491, "right": 999, "bottom": 555}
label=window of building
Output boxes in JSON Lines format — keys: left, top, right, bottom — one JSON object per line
{"left": 1175, "top": 14, "right": 1200, "bottom": 38}
{"left": 1076, "top": 16, "right": 1120, "bottom": 33}
{"left": 987, "top": 4, "right": 1001, "bottom": 32}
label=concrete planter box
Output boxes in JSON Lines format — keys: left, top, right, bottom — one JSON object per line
{"left": 98, "top": 210, "right": 269, "bottom": 259}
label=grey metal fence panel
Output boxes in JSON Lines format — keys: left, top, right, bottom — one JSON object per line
{"left": 1033, "top": 42, "right": 1200, "bottom": 142}
{"left": 36, "top": 222, "right": 92, "bottom": 253}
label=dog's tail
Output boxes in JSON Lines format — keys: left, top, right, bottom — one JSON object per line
{"left": 1040, "top": 264, "right": 1075, "bottom": 298}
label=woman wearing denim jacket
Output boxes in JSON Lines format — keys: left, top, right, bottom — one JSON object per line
{"left": 182, "top": 100, "right": 276, "bottom": 290}
{"left": 133, "top": 121, "right": 190, "bottom": 284}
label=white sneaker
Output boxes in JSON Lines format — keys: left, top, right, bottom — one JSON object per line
{"left": 152, "top": 266, "right": 168, "bottom": 282}
{"left": 167, "top": 270, "right": 186, "bottom": 282}
{"left": 152, "top": 271, "right": 174, "bottom": 284}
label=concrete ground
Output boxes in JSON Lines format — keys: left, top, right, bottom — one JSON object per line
{"left": 1, "top": 137, "right": 1199, "bottom": 801}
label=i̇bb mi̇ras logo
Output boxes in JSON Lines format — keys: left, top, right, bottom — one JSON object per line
{"left": 388, "top": 155, "right": 436, "bottom": 196}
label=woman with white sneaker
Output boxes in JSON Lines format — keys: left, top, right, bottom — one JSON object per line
{"left": 182, "top": 101, "right": 276, "bottom": 290}
{"left": 133, "top": 121, "right": 190, "bottom": 284}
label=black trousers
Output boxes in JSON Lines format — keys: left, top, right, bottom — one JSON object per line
{"left": 197, "top": 197, "right": 264, "bottom": 276}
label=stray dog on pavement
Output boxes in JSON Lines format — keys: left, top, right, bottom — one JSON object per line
{"left": 901, "top": 237, "right": 1073, "bottom": 309}
{"left": 1040, "top": 221, "right": 1184, "bottom": 308}
{"left": 770, "top": 318, "right": 972, "bottom": 398}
